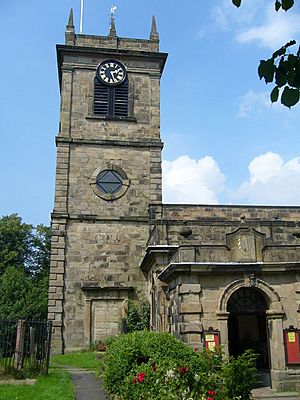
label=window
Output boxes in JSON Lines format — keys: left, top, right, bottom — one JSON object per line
{"left": 94, "top": 78, "right": 128, "bottom": 117}
{"left": 227, "top": 288, "right": 267, "bottom": 313}
{"left": 90, "top": 166, "right": 130, "bottom": 201}
{"left": 96, "top": 170, "right": 123, "bottom": 195}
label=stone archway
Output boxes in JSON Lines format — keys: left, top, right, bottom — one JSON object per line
{"left": 216, "top": 278, "right": 285, "bottom": 389}
{"left": 218, "top": 278, "right": 283, "bottom": 313}
{"left": 227, "top": 287, "right": 269, "bottom": 371}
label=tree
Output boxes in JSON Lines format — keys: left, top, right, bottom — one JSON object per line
{"left": 0, "top": 266, "right": 45, "bottom": 320}
{"left": 0, "top": 214, "right": 51, "bottom": 320}
{"left": 0, "top": 214, "right": 33, "bottom": 276}
{"left": 232, "top": 0, "right": 300, "bottom": 108}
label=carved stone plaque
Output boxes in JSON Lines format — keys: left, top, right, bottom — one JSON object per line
{"left": 227, "top": 227, "right": 265, "bottom": 262}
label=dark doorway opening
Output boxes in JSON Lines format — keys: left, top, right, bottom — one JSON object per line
{"left": 227, "top": 287, "right": 270, "bottom": 386}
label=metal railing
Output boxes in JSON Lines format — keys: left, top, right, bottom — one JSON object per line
{"left": 0, "top": 320, "right": 52, "bottom": 376}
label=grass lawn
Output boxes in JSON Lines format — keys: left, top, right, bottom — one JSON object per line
{"left": 0, "top": 351, "right": 102, "bottom": 400}
{"left": 51, "top": 351, "right": 103, "bottom": 371}
{"left": 0, "top": 368, "right": 74, "bottom": 400}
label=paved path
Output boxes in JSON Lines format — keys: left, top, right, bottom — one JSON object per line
{"left": 64, "top": 367, "right": 107, "bottom": 400}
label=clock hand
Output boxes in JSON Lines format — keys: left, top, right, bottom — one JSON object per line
{"left": 110, "top": 69, "right": 118, "bottom": 82}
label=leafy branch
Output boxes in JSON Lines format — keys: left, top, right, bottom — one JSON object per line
{"left": 232, "top": 0, "right": 300, "bottom": 108}
{"left": 232, "top": 0, "right": 295, "bottom": 11}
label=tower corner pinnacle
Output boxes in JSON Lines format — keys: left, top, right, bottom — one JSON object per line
{"left": 150, "top": 15, "right": 159, "bottom": 52}
{"left": 65, "top": 8, "right": 75, "bottom": 45}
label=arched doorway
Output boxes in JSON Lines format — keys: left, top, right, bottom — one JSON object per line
{"left": 227, "top": 287, "right": 270, "bottom": 384}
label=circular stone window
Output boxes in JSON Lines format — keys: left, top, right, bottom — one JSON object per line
{"left": 90, "top": 165, "right": 129, "bottom": 201}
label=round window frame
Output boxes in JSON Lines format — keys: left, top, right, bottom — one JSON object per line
{"left": 90, "top": 165, "right": 129, "bottom": 201}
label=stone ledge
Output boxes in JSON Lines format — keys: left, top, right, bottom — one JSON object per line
{"left": 86, "top": 115, "right": 137, "bottom": 123}
{"left": 0, "top": 379, "right": 36, "bottom": 386}
{"left": 51, "top": 212, "right": 149, "bottom": 223}
{"left": 56, "top": 136, "right": 164, "bottom": 148}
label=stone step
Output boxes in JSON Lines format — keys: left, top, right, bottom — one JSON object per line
{"left": 252, "top": 387, "right": 300, "bottom": 399}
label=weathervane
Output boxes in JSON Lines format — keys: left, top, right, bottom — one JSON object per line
{"left": 110, "top": 5, "right": 117, "bottom": 26}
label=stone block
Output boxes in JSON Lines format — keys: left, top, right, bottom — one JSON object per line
{"left": 179, "top": 302, "right": 203, "bottom": 314}
{"left": 180, "top": 323, "right": 203, "bottom": 333}
{"left": 179, "top": 284, "right": 202, "bottom": 294}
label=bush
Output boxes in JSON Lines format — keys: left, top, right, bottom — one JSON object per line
{"left": 126, "top": 299, "right": 150, "bottom": 332}
{"left": 221, "top": 349, "right": 258, "bottom": 400}
{"left": 102, "top": 331, "right": 257, "bottom": 400}
{"left": 103, "top": 331, "right": 194, "bottom": 396}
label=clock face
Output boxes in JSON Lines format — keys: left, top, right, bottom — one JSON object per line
{"left": 96, "top": 60, "right": 126, "bottom": 86}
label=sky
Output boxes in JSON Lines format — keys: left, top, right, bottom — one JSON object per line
{"left": 1, "top": 0, "right": 300, "bottom": 226}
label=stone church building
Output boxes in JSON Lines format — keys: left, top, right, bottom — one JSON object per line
{"left": 48, "top": 11, "right": 300, "bottom": 390}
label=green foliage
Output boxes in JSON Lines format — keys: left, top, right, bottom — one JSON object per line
{"left": 232, "top": 0, "right": 294, "bottom": 11}
{"left": 0, "top": 364, "right": 44, "bottom": 380}
{"left": 0, "top": 214, "right": 33, "bottom": 276}
{"left": 102, "top": 331, "right": 194, "bottom": 396}
{"left": 0, "top": 266, "right": 48, "bottom": 320}
{"left": 102, "top": 331, "right": 258, "bottom": 400}
{"left": 232, "top": 0, "right": 299, "bottom": 108}
{"left": 31, "top": 224, "right": 51, "bottom": 278}
{"left": 258, "top": 41, "right": 300, "bottom": 108}
{"left": 126, "top": 299, "right": 150, "bottom": 332}
{"left": 0, "top": 214, "right": 51, "bottom": 277}
{"left": 221, "top": 350, "right": 258, "bottom": 400}
{"left": 0, "top": 214, "right": 51, "bottom": 321}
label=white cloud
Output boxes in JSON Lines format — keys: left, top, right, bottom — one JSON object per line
{"left": 162, "top": 155, "right": 226, "bottom": 204}
{"left": 237, "top": 89, "right": 300, "bottom": 118}
{"left": 211, "top": 4, "right": 230, "bottom": 31}
{"left": 236, "top": 6, "right": 300, "bottom": 49}
{"left": 237, "top": 90, "right": 270, "bottom": 118}
{"left": 248, "top": 152, "right": 283, "bottom": 184}
{"left": 211, "top": 0, "right": 262, "bottom": 31}
{"left": 231, "top": 152, "right": 300, "bottom": 205}
{"left": 162, "top": 152, "right": 300, "bottom": 206}
{"left": 211, "top": 0, "right": 300, "bottom": 49}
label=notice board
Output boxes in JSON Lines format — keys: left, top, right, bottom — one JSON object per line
{"left": 283, "top": 326, "right": 300, "bottom": 365}
{"left": 204, "top": 329, "right": 220, "bottom": 351}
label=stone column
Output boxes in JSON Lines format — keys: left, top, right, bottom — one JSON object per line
{"left": 177, "top": 283, "right": 203, "bottom": 348}
{"left": 13, "top": 320, "right": 26, "bottom": 370}
{"left": 266, "top": 310, "right": 286, "bottom": 390}
{"left": 83, "top": 299, "right": 92, "bottom": 348}
{"left": 216, "top": 311, "right": 229, "bottom": 355}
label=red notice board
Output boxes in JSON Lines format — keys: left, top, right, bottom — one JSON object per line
{"left": 204, "top": 329, "right": 220, "bottom": 351}
{"left": 283, "top": 327, "right": 300, "bottom": 365}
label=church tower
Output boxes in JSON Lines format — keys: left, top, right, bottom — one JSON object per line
{"left": 48, "top": 10, "right": 167, "bottom": 353}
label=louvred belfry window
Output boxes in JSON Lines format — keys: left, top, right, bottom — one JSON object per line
{"left": 94, "top": 79, "right": 129, "bottom": 117}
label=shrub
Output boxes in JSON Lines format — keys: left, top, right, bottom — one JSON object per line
{"left": 126, "top": 299, "right": 150, "bottom": 332}
{"left": 103, "top": 330, "right": 194, "bottom": 396}
{"left": 221, "top": 349, "right": 258, "bottom": 400}
{"left": 102, "top": 331, "right": 258, "bottom": 400}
